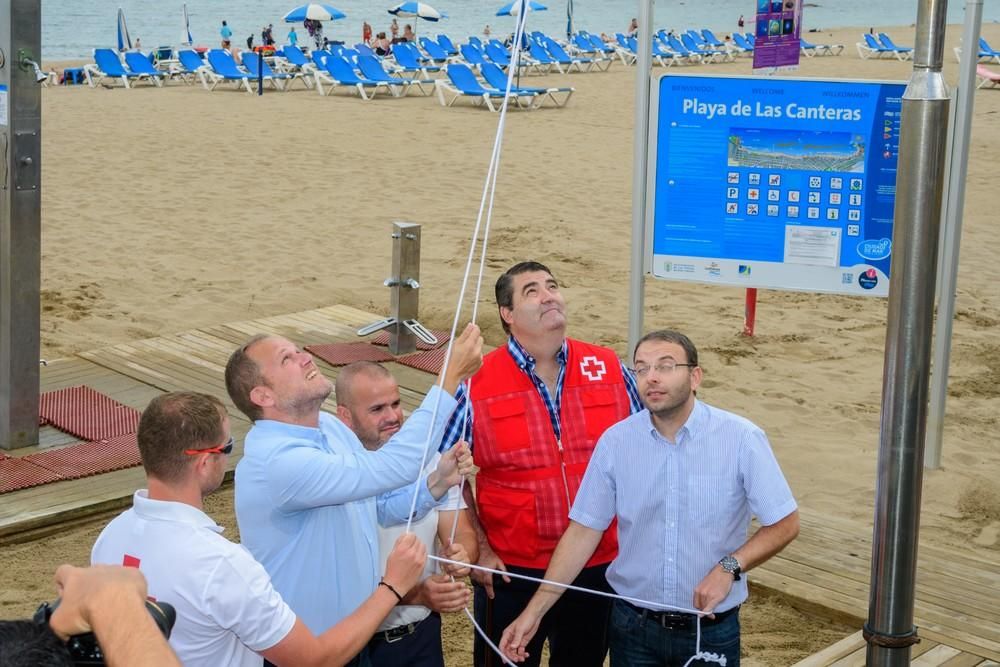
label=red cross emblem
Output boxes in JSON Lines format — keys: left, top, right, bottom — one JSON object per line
{"left": 580, "top": 356, "right": 606, "bottom": 382}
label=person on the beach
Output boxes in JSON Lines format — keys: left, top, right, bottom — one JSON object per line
{"left": 441, "top": 260, "right": 641, "bottom": 667}
{"left": 402, "top": 24, "right": 415, "bottom": 42}
{"left": 390, "top": 18, "right": 400, "bottom": 42}
{"left": 262, "top": 24, "right": 275, "bottom": 47}
{"left": 363, "top": 21, "right": 373, "bottom": 45}
{"left": 336, "top": 362, "right": 478, "bottom": 667}
{"left": 738, "top": 14, "right": 745, "bottom": 30}
{"left": 499, "top": 330, "right": 800, "bottom": 666}
{"left": 313, "top": 21, "right": 324, "bottom": 50}
{"left": 483, "top": 24, "right": 492, "bottom": 38}
{"left": 287, "top": 26, "right": 298, "bottom": 47}
{"left": 224, "top": 327, "right": 482, "bottom": 666}
{"left": 627, "top": 17, "right": 639, "bottom": 37}
{"left": 220, "top": 20, "right": 232, "bottom": 49}
{"left": 372, "top": 32, "right": 392, "bottom": 55}
{"left": 91, "top": 392, "right": 430, "bottom": 667}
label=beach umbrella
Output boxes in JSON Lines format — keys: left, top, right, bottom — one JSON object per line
{"left": 116, "top": 7, "right": 132, "bottom": 52}
{"left": 388, "top": 2, "right": 443, "bottom": 22}
{"left": 181, "top": 3, "right": 193, "bottom": 45}
{"left": 566, "top": 0, "right": 574, "bottom": 39}
{"left": 496, "top": 0, "right": 547, "bottom": 17}
{"left": 283, "top": 3, "right": 347, "bottom": 22}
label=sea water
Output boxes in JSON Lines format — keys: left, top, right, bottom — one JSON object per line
{"left": 42, "top": 0, "right": 1000, "bottom": 61}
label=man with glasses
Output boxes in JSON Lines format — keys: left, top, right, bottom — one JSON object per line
{"left": 441, "top": 261, "right": 641, "bottom": 667}
{"left": 499, "top": 330, "right": 800, "bottom": 667}
{"left": 92, "top": 391, "right": 430, "bottom": 667}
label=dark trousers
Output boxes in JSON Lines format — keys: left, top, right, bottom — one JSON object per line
{"left": 608, "top": 599, "right": 740, "bottom": 667}
{"left": 473, "top": 563, "right": 613, "bottom": 667}
{"left": 265, "top": 645, "right": 371, "bottom": 667}
{"left": 368, "top": 612, "right": 444, "bottom": 667}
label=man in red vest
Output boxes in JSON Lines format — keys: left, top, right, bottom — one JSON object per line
{"left": 441, "top": 260, "right": 641, "bottom": 666}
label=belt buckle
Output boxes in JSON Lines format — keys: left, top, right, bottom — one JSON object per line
{"left": 384, "top": 622, "right": 415, "bottom": 643}
{"left": 658, "top": 612, "right": 691, "bottom": 630}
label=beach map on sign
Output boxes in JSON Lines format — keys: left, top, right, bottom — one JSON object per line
{"left": 648, "top": 74, "right": 906, "bottom": 297}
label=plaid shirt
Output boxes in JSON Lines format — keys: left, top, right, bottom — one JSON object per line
{"left": 440, "top": 336, "right": 641, "bottom": 451}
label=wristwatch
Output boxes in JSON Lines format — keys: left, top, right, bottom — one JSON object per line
{"left": 719, "top": 555, "right": 742, "bottom": 581}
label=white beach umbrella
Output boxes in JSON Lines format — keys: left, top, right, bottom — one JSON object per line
{"left": 283, "top": 3, "right": 347, "bottom": 22}
{"left": 182, "top": 3, "right": 193, "bottom": 46}
{"left": 387, "top": 2, "right": 443, "bottom": 22}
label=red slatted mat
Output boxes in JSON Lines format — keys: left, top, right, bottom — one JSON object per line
{"left": 370, "top": 329, "right": 451, "bottom": 351}
{"left": 305, "top": 342, "right": 394, "bottom": 367}
{"left": 0, "top": 457, "right": 65, "bottom": 493}
{"left": 39, "top": 386, "right": 141, "bottom": 441}
{"left": 24, "top": 433, "right": 141, "bottom": 480}
{"left": 395, "top": 348, "right": 448, "bottom": 375}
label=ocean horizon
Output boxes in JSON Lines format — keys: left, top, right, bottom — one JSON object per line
{"left": 41, "top": 0, "right": 1000, "bottom": 61}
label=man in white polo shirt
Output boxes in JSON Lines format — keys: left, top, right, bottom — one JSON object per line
{"left": 335, "top": 362, "right": 479, "bottom": 667}
{"left": 92, "top": 391, "right": 428, "bottom": 667}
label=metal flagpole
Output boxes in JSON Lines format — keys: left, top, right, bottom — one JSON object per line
{"left": 866, "top": 0, "right": 951, "bottom": 663}
{"left": 627, "top": 0, "right": 654, "bottom": 357}
{"left": 0, "top": 0, "right": 42, "bottom": 450}
{"left": 925, "top": 0, "right": 983, "bottom": 470}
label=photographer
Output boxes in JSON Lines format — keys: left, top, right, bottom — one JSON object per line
{"left": 0, "top": 564, "right": 180, "bottom": 667}
{"left": 91, "top": 391, "right": 427, "bottom": 667}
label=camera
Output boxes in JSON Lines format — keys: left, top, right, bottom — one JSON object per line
{"left": 33, "top": 598, "right": 175, "bottom": 666}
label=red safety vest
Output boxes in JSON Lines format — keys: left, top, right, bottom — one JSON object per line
{"left": 471, "top": 339, "right": 629, "bottom": 569}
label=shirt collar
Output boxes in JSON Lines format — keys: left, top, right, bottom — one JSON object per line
{"left": 507, "top": 336, "right": 568, "bottom": 372}
{"left": 131, "top": 490, "right": 224, "bottom": 534}
{"left": 645, "top": 399, "right": 705, "bottom": 444}
{"left": 251, "top": 418, "right": 325, "bottom": 441}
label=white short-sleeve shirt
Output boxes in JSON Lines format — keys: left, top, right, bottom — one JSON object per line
{"left": 92, "top": 491, "right": 297, "bottom": 667}
{"left": 375, "top": 467, "right": 467, "bottom": 631}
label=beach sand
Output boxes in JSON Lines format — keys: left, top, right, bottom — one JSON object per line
{"left": 8, "top": 21, "right": 999, "bottom": 663}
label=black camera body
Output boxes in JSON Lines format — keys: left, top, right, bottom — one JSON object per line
{"left": 33, "top": 598, "right": 175, "bottom": 666}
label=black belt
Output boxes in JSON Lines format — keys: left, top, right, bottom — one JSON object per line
{"left": 372, "top": 613, "right": 434, "bottom": 644}
{"left": 623, "top": 600, "right": 739, "bottom": 630}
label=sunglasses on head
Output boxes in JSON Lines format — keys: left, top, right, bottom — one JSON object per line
{"left": 184, "top": 435, "right": 234, "bottom": 456}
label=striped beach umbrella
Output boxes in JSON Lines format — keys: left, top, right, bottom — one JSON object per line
{"left": 283, "top": 3, "right": 347, "bottom": 22}
{"left": 388, "top": 2, "right": 443, "bottom": 22}
{"left": 496, "top": 0, "right": 547, "bottom": 17}
{"left": 566, "top": 0, "right": 574, "bottom": 38}
{"left": 117, "top": 7, "right": 132, "bottom": 52}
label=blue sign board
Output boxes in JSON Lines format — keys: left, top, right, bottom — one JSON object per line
{"left": 647, "top": 74, "right": 906, "bottom": 296}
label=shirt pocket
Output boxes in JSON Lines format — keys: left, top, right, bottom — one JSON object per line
{"left": 687, "top": 474, "right": 738, "bottom": 529}
{"left": 485, "top": 397, "right": 532, "bottom": 453}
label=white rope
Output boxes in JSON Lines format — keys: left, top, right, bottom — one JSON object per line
{"left": 396, "top": 6, "right": 729, "bottom": 666}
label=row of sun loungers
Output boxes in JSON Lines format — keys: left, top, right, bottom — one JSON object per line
{"left": 857, "top": 32, "right": 913, "bottom": 60}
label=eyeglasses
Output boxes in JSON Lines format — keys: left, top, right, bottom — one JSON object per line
{"left": 631, "top": 361, "right": 697, "bottom": 377}
{"left": 184, "top": 436, "right": 234, "bottom": 457}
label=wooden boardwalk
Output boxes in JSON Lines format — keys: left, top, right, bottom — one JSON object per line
{"left": 3, "top": 305, "right": 998, "bottom": 667}
{"left": 0, "top": 305, "right": 442, "bottom": 542}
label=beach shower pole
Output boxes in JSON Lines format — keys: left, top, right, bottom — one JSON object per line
{"left": 627, "top": 0, "right": 654, "bottom": 356}
{"left": 0, "top": 0, "right": 41, "bottom": 451}
{"left": 866, "top": 0, "right": 950, "bottom": 663}
{"left": 925, "top": 0, "right": 983, "bottom": 470}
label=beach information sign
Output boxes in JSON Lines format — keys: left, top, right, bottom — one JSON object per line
{"left": 753, "top": 0, "right": 803, "bottom": 71}
{"left": 646, "top": 74, "right": 905, "bottom": 297}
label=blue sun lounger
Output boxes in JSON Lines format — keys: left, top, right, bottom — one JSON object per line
{"left": 434, "top": 63, "right": 536, "bottom": 111}
{"left": 392, "top": 42, "right": 442, "bottom": 77}
{"left": 481, "top": 62, "right": 572, "bottom": 107}
{"left": 122, "top": 52, "right": 166, "bottom": 85}
{"left": 460, "top": 43, "right": 491, "bottom": 70}
{"left": 437, "top": 34, "right": 460, "bottom": 56}
{"left": 84, "top": 48, "right": 159, "bottom": 88}
{"left": 357, "top": 54, "right": 431, "bottom": 95}
{"left": 314, "top": 54, "right": 401, "bottom": 99}
{"left": 878, "top": 33, "right": 913, "bottom": 60}
{"left": 203, "top": 49, "right": 254, "bottom": 92}
{"left": 980, "top": 37, "right": 1000, "bottom": 63}
{"left": 418, "top": 36, "right": 453, "bottom": 64}
{"left": 170, "top": 49, "right": 209, "bottom": 85}
{"left": 732, "top": 33, "right": 755, "bottom": 54}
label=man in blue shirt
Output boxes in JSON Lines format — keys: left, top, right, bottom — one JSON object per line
{"left": 499, "top": 329, "right": 799, "bottom": 667}
{"left": 224, "top": 324, "right": 482, "bottom": 666}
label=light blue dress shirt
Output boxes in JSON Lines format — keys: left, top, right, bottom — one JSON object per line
{"left": 570, "top": 400, "right": 797, "bottom": 614}
{"left": 235, "top": 385, "right": 457, "bottom": 634}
